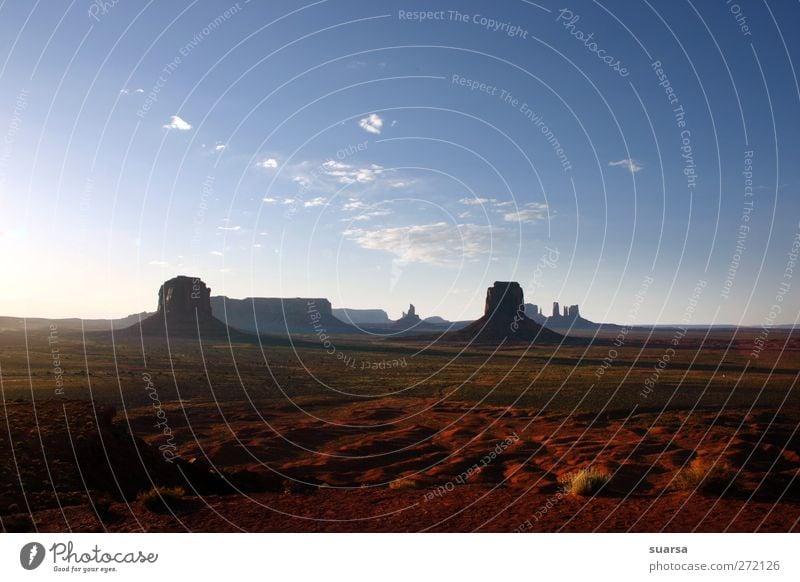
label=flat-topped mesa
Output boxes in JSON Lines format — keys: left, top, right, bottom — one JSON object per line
{"left": 485, "top": 281, "right": 525, "bottom": 322}
{"left": 210, "top": 296, "right": 358, "bottom": 334}
{"left": 157, "top": 276, "right": 213, "bottom": 320}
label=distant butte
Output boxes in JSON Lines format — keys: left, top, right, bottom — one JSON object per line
{"left": 122, "top": 276, "right": 237, "bottom": 339}
{"left": 445, "top": 281, "right": 563, "bottom": 344}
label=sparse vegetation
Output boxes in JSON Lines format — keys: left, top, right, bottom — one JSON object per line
{"left": 674, "top": 458, "right": 737, "bottom": 495}
{"left": 136, "top": 486, "right": 186, "bottom": 513}
{"left": 559, "top": 468, "right": 610, "bottom": 496}
{"left": 388, "top": 478, "right": 418, "bottom": 490}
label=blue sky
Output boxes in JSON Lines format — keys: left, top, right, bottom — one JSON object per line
{"left": 0, "top": 0, "right": 798, "bottom": 325}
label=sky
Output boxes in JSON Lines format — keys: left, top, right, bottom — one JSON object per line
{"left": 0, "top": 0, "right": 799, "bottom": 325}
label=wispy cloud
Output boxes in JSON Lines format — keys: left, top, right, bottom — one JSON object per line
{"left": 303, "top": 196, "right": 327, "bottom": 207}
{"left": 217, "top": 225, "right": 241, "bottom": 231}
{"left": 503, "top": 202, "right": 549, "bottom": 223}
{"left": 344, "top": 222, "right": 495, "bottom": 266}
{"left": 262, "top": 197, "right": 277, "bottom": 203}
{"left": 214, "top": 143, "right": 227, "bottom": 152}
{"left": 320, "top": 160, "right": 384, "bottom": 185}
{"left": 459, "top": 197, "right": 496, "bottom": 206}
{"left": 358, "top": 113, "right": 383, "bottom": 134}
{"left": 163, "top": 115, "right": 192, "bottom": 130}
{"left": 609, "top": 158, "right": 643, "bottom": 173}
{"left": 345, "top": 209, "right": 393, "bottom": 222}
{"left": 343, "top": 198, "right": 366, "bottom": 210}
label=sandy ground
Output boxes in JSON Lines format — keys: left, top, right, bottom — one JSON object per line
{"left": 2, "top": 398, "right": 798, "bottom": 532}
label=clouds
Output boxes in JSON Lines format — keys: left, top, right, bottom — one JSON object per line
{"left": 258, "top": 157, "right": 279, "bottom": 169}
{"left": 344, "top": 222, "right": 495, "bottom": 266}
{"left": 358, "top": 113, "right": 383, "bottom": 134}
{"left": 321, "top": 160, "right": 384, "bottom": 185}
{"left": 458, "top": 197, "right": 495, "bottom": 206}
{"left": 303, "top": 196, "right": 327, "bottom": 208}
{"left": 609, "top": 158, "right": 643, "bottom": 173}
{"left": 346, "top": 209, "right": 393, "bottom": 222}
{"left": 457, "top": 197, "right": 549, "bottom": 223}
{"left": 503, "top": 202, "right": 549, "bottom": 223}
{"left": 162, "top": 115, "right": 192, "bottom": 130}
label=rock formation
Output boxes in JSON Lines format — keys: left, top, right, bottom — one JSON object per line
{"left": 123, "top": 276, "right": 236, "bottom": 338}
{"left": 393, "top": 303, "right": 422, "bottom": 330}
{"left": 211, "top": 296, "right": 359, "bottom": 334}
{"left": 446, "top": 282, "right": 562, "bottom": 344}
{"left": 332, "top": 308, "right": 391, "bottom": 325}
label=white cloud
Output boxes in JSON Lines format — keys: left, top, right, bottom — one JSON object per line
{"left": 321, "top": 160, "right": 383, "bottom": 184}
{"left": 258, "top": 158, "right": 279, "bottom": 169}
{"left": 343, "top": 199, "right": 366, "bottom": 210}
{"left": 303, "top": 197, "right": 327, "bottom": 208}
{"left": 459, "top": 197, "right": 496, "bottom": 206}
{"left": 503, "top": 202, "right": 549, "bottom": 223}
{"left": 214, "top": 143, "right": 227, "bottom": 152}
{"left": 217, "top": 225, "right": 241, "bottom": 231}
{"left": 262, "top": 197, "right": 277, "bottom": 203}
{"left": 163, "top": 115, "right": 192, "bottom": 131}
{"left": 282, "top": 198, "right": 296, "bottom": 205}
{"left": 347, "top": 209, "right": 392, "bottom": 222}
{"left": 358, "top": 113, "right": 384, "bottom": 134}
{"left": 210, "top": 251, "right": 224, "bottom": 256}
{"left": 609, "top": 158, "right": 643, "bottom": 173}
{"left": 344, "top": 222, "right": 495, "bottom": 266}
{"left": 134, "top": 88, "right": 144, "bottom": 93}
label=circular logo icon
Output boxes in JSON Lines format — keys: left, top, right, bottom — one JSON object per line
{"left": 20, "top": 542, "right": 46, "bottom": 570}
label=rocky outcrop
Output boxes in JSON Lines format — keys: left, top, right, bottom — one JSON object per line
{"left": 332, "top": 308, "right": 391, "bottom": 325}
{"left": 122, "top": 276, "right": 236, "bottom": 338}
{"left": 446, "top": 282, "right": 562, "bottom": 344}
{"left": 211, "top": 296, "right": 359, "bottom": 335}
{"left": 393, "top": 303, "right": 422, "bottom": 330}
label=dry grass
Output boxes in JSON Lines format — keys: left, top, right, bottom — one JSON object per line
{"left": 136, "top": 486, "right": 186, "bottom": 513}
{"left": 559, "top": 468, "right": 610, "bottom": 496}
{"left": 674, "top": 458, "right": 738, "bottom": 495}
{"left": 388, "top": 478, "right": 418, "bottom": 490}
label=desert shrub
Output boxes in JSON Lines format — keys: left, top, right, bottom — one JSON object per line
{"left": 388, "top": 478, "right": 417, "bottom": 490}
{"left": 559, "top": 468, "right": 610, "bottom": 496}
{"left": 136, "top": 486, "right": 186, "bottom": 513}
{"left": 91, "top": 493, "right": 115, "bottom": 520}
{"left": 674, "top": 458, "right": 737, "bottom": 495}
